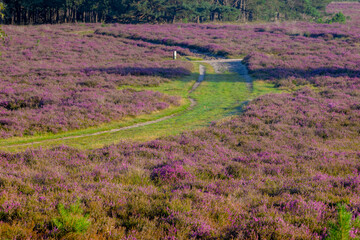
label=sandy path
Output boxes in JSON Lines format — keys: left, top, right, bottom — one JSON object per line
{"left": 195, "top": 59, "right": 253, "bottom": 91}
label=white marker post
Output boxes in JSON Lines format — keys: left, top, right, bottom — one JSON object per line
{"left": 173, "top": 51, "right": 177, "bottom": 60}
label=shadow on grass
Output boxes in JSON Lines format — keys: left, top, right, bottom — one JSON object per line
{"left": 82, "top": 66, "right": 192, "bottom": 78}
{"left": 82, "top": 65, "right": 254, "bottom": 85}
{"left": 90, "top": 65, "right": 360, "bottom": 83}
{"left": 250, "top": 67, "right": 360, "bottom": 80}
{"left": 223, "top": 100, "right": 250, "bottom": 117}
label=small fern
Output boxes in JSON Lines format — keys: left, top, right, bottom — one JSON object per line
{"left": 53, "top": 201, "right": 91, "bottom": 237}
{"left": 327, "top": 204, "right": 360, "bottom": 240}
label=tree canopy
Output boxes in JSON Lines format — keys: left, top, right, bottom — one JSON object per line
{"left": 1, "top": 0, "right": 332, "bottom": 24}
{"left": 0, "top": 1, "right": 4, "bottom": 19}
{"left": 0, "top": 1, "right": 6, "bottom": 41}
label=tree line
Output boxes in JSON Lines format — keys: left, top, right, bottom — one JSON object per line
{"left": 0, "top": 0, "right": 333, "bottom": 25}
{"left": 0, "top": 1, "right": 5, "bottom": 40}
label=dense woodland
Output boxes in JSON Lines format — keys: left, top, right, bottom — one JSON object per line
{"left": 0, "top": 0, "right": 338, "bottom": 24}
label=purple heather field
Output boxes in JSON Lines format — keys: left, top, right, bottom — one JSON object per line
{"left": 1, "top": 2, "right": 360, "bottom": 239}
{"left": 0, "top": 25, "right": 192, "bottom": 138}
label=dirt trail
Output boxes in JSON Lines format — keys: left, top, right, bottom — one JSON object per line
{"left": 195, "top": 59, "right": 252, "bottom": 91}
{"left": 190, "top": 64, "right": 205, "bottom": 94}
{"left": 4, "top": 58, "right": 253, "bottom": 148}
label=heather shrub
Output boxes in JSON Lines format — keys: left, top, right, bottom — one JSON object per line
{"left": 0, "top": 221, "right": 36, "bottom": 240}
{"left": 121, "top": 168, "right": 152, "bottom": 186}
{"left": 150, "top": 164, "right": 191, "bottom": 185}
{"left": 0, "top": 200, "right": 22, "bottom": 222}
{"left": 1, "top": 2, "right": 360, "bottom": 239}
{"left": 225, "top": 162, "right": 251, "bottom": 178}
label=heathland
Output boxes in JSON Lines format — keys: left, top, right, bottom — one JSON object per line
{"left": 0, "top": 2, "right": 360, "bottom": 239}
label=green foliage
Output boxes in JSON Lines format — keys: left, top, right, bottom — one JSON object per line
{"left": 318, "top": 12, "right": 347, "bottom": 24}
{"left": 52, "top": 201, "right": 91, "bottom": 237}
{"left": 304, "top": 0, "right": 321, "bottom": 17}
{"left": 0, "top": 1, "right": 6, "bottom": 44}
{"left": 329, "top": 12, "right": 347, "bottom": 24}
{"left": 327, "top": 204, "right": 360, "bottom": 240}
{"left": 0, "top": 2, "right": 4, "bottom": 19}
{"left": 0, "top": 27, "right": 4, "bottom": 43}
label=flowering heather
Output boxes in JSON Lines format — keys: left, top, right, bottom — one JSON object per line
{"left": 1, "top": 2, "right": 360, "bottom": 239}
{"left": 0, "top": 24, "right": 192, "bottom": 138}
{"left": 96, "top": 2, "right": 360, "bottom": 61}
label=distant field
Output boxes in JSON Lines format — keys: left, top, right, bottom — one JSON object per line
{"left": 0, "top": 2, "right": 360, "bottom": 239}
{"left": 0, "top": 25, "right": 193, "bottom": 139}
{"left": 0, "top": 25, "right": 280, "bottom": 151}
{"left": 0, "top": 61, "right": 279, "bottom": 151}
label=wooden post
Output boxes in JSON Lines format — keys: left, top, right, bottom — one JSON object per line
{"left": 173, "top": 51, "right": 177, "bottom": 60}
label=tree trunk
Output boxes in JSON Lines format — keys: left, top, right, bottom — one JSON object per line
{"left": 243, "top": 0, "right": 247, "bottom": 22}
{"left": 66, "top": 8, "right": 70, "bottom": 23}
{"left": 50, "top": 9, "right": 53, "bottom": 23}
{"left": 72, "top": 8, "right": 76, "bottom": 22}
{"left": 56, "top": 9, "right": 60, "bottom": 23}
{"left": 16, "top": 6, "right": 21, "bottom": 24}
{"left": 22, "top": 9, "right": 27, "bottom": 24}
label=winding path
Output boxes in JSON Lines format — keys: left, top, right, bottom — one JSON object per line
{"left": 4, "top": 58, "right": 250, "bottom": 148}
{"left": 194, "top": 59, "right": 252, "bottom": 91}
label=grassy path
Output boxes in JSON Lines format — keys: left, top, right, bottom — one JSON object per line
{"left": 0, "top": 60, "right": 280, "bottom": 152}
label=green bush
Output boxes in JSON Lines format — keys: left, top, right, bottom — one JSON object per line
{"left": 327, "top": 12, "right": 347, "bottom": 24}
{"left": 52, "top": 202, "right": 91, "bottom": 237}
{"left": 317, "top": 12, "right": 347, "bottom": 24}
{"left": 327, "top": 204, "right": 360, "bottom": 240}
